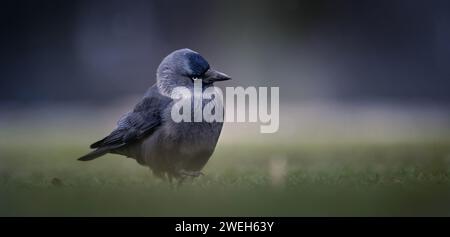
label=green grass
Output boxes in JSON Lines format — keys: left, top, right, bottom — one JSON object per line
{"left": 1, "top": 142, "right": 450, "bottom": 216}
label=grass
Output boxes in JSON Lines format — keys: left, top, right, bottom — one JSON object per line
{"left": 1, "top": 141, "right": 450, "bottom": 216}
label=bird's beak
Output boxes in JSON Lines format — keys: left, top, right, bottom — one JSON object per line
{"left": 204, "top": 69, "right": 231, "bottom": 82}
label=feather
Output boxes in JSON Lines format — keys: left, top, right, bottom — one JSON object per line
{"left": 79, "top": 85, "right": 170, "bottom": 161}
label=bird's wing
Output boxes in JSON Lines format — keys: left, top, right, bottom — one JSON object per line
{"left": 90, "top": 86, "right": 170, "bottom": 149}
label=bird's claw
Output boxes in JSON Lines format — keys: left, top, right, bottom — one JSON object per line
{"left": 179, "top": 170, "right": 204, "bottom": 178}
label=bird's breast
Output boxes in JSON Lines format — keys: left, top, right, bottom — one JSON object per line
{"left": 159, "top": 95, "right": 224, "bottom": 152}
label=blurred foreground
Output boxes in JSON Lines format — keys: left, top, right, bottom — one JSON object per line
{"left": 1, "top": 103, "right": 450, "bottom": 216}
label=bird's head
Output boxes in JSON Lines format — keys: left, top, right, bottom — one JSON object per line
{"left": 156, "top": 48, "right": 231, "bottom": 96}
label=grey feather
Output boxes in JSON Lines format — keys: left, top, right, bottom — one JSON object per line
{"left": 88, "top": 85, "right": 168, "bottom": 150}
{"left": 78, "top": 48, "right": 230, "bottom": 181}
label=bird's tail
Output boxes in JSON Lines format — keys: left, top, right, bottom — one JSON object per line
{"left": 78, "top": 147, "right": 110, "bottom": 161}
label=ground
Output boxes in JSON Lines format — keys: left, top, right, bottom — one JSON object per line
{"left": 1, "top": 141, "right": 450, "bottom": 216}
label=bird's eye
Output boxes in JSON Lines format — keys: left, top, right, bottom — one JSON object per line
{"left": 192, "top": 77, "right": 200, "bottom": 81}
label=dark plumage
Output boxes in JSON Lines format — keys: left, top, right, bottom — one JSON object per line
{"left": 78, "top": 49, "right": 231, "bottom": 182}
{"left": 186, "top": 52, "right": 210, "bottom": 77}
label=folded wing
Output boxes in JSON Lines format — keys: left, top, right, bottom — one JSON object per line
{"left": 78, "top": 86, "right": 169, "bottom": 161}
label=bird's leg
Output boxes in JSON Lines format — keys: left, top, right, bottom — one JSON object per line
{"left": 177, "top": 177, "right": 186, "bottom": 187}
{"left": 167, "top": 173, "right": 173, "bottom": 184}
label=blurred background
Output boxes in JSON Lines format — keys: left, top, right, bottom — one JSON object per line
{"left": 1, "top": 0, "right": 450, "bottom": 144}
{"left": 1, "top": 0, "right": 450, "bottom": 216}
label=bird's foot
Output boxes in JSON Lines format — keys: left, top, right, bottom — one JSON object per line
{"left": 179, "top": 170, "right": 204, "bottom": 178}
{"left": 174, "top": 170, "right": 204, "bottom": 186}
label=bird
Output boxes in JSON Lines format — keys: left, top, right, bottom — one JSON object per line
{"left": 78, "top": 48, "right": 231, "bottom": 182}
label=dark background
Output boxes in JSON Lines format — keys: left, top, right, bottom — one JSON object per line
{"left": 1, "top": 0, "right": 450, "bottom": 105}
{"left": 2, "top": 1, "right": 450, "bottom": 218}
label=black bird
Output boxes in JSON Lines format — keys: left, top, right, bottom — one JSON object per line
{"left": 78, "top": 49, "right": 231, "bottom": 182}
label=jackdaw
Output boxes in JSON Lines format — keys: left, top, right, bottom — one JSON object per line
{"left": 78, "top": 48, "right": 231, "bottom": 182}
